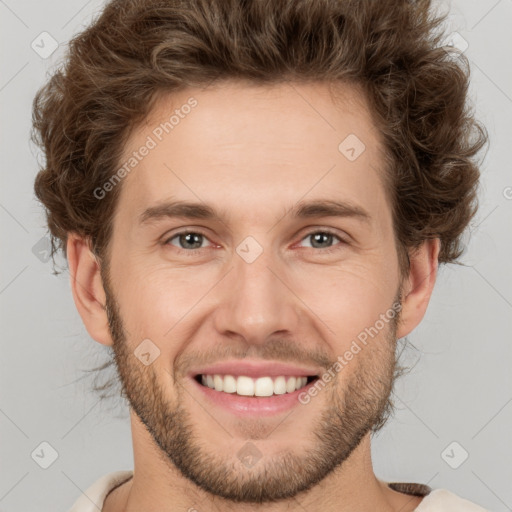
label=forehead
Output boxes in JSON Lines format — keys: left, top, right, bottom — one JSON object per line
{"left": 115, "top": 80, "right": 389, "bottom": 225}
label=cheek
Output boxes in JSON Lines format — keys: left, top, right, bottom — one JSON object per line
{"left": 112, "top": 262, "right": 213, "bottom": 355}
{"left": 110, "top": 265, "right": 174, "bottom": 340}
{"left": 291, "top": 259, "right": 399, "bottom": 347}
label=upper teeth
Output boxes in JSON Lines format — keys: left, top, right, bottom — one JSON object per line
{"left": 200, "top": 374, "right": 309, "bottom": 396}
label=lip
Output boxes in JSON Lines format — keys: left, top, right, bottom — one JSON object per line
{"left": 189, "top": 374, "right": 318, "bottom": 416}
{"left": 188, "top": 359, "right": 322, "bottom": 379}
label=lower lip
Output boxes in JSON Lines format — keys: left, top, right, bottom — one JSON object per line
{"left": 190, "top": 377, "right": 316, "bottom": 417}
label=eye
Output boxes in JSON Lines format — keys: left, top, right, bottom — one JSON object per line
{"left": 164, "top": 231, "right": 213, "bottom": 251}
{"left": 298, "top": 230, "right": 346, "bottom": 252}
{"left": 162, "top": 229, "right": 347, "bottom": 254}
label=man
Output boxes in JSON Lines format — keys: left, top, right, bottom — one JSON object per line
{"left": 31, "top": 0, "right": 489, "bottom": 510}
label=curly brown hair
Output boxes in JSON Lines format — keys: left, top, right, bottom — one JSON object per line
{"left": 31, "top": 0, "right": 488, "bottom": 276}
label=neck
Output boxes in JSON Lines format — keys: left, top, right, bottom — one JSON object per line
{"left": 104, "top": 412, "right": 424, "bottom": 512}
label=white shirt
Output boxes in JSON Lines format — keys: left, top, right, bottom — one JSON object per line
{"left": 68, "top": 470, "right": 490, "bottom": 511}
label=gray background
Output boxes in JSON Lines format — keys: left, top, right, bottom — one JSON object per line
{"left": 1, "top": 0, "right": 511, "bottom": 510}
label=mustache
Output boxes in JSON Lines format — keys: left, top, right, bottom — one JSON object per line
{"left": 174, "top": 339, "right": 334, "bottom": 378}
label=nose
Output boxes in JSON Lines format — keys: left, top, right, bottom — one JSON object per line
{"left": 212, "top": 245, "right": 300, "bottom": 346}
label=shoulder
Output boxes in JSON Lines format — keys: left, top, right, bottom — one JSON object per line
{"left": 414, "top": 488, "right": 490, "bottom": 511}
{"left": 67, "top": 470, "right": 134, "bottom": 512}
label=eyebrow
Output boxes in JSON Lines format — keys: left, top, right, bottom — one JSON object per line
{"left": 138, "top": 199, "right": 371, "bottom": 225}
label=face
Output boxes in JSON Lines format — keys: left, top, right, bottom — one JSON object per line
{"left": 101, "top": 80, "right": 404, "bottom": 503}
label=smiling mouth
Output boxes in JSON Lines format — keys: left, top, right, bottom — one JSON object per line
{"left": 194, "top": 374, "right": 319, "bottom": 397}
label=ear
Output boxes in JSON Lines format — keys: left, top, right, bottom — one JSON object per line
{"left": 67, "top": 233, "right": 113, "bottom": 346}
{"left": 396, "top": 238, "right": 440, "bottom": 339}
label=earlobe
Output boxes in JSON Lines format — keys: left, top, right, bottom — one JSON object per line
{"left": 396, "top": 238, "right": 440, "bottom": 339}
{"left": 67, "top": 233, "right": 114, "bottom": 346}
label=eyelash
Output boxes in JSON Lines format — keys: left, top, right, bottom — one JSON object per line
{"left": 162, "top": 229, "right": 348, "bottom": 255}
